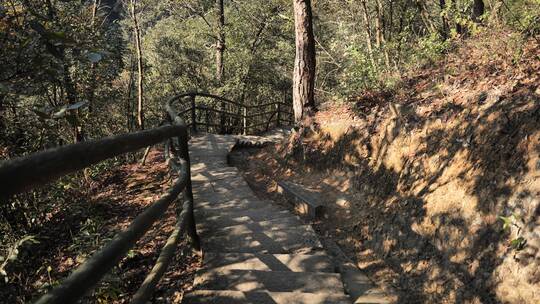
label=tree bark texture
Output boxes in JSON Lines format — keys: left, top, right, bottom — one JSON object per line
{"left": 91, "top": 0, "right": 101, "bottom": 27}
{"left": 374, "top": 0, "right": 391, "bottom": 69}
{"left": 439, "top": 0, "right": 450, "bottom": 39}
{"left": 126, "top": 54, "right": 135, "bottom": 132}
{"left": 292, "top": 0, "right": 316, "bottom": 123}
{"left": 131, "top": 0, "right": 144, "bottom": 130}
{"left": 216, "top": 0, "right": 225, "bottom": 82}
{"left": 472, "top": 0, "right": 485, "bottom": 22}
{"left": 360, "top": 0, "right": 375, "bottom": 68}
{"left": 216, "top": 0, "right": 226, "bottom": 133}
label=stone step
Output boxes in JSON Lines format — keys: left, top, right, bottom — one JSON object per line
{"left": 195, "top": 197, "right": 272, "bottom": 211}
{"left": 191, "top": 165, "right": 233, "bottom": 176}
{"left": 192, "top": 177, "right": 251, "bottom": 196}
{"left": 340, "top": 263, "right": 394, "bottom": 304}
{"left": 191, "top": 167, "right": 240, "bottom": 182}
{"left": 194, "top": 269, "right": 345, "bottom": 294}
{"left": 191, "top": 160, "right": 228, "bottom": 167}
{"left": 198, "top": 215, "right": 303, "bottom": 236}
{"left": 210, "top": 176, "right": 250, "bottom": 188}
{"left": 191, "top": 154, "right": 227, "bottom": 161}
{"left": 195, "top": 204, "right": 286, "bottom": 221}
{"left": 193, "top": 188, "right": 259, "bottom": 203}
{"left": 190, "top": 138, "right": 236, "bottom": 148}
{"left": 196, "top": 208, "right": 294, "bottom": 230}
{"left": 195, "top": 203, "right": 283, "bottom": 219}
{"left": 201, "top": 226, "right": 323, "bottom": 254}
{"left": 182, "top": 290, "right": 351, "bottom": 304}
{"left": 202, "top": 252, "right": 335, "bottom": 273}
{"left": 210, "top": 183, "right": 253, "bottom": 194}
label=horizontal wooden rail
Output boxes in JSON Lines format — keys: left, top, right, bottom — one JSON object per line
{"left": 249, "top": 119, "right": 278, "bottom": 129}
{"left": 194, "top": 106, "right": 243, "bottom": 118}
{"left": 169, "top": 92, "right": 244, "bottom": 108}
{"left": 0, "top": 125, "right": 185, "bottom": 200}
{"left": 280, "top": 110, "right": 294, "bottom": 116}
{"left": 0, "top": 94, "right": 203, "bottom": 303}
{"left": 168, "top": 92, "right": 291, "bottom": 110}
{"left": 247, "top": 101, "right": 290, "bottom": 109}
{"left": 131, "top": 180, "right": 191, "bottom": 304}
{"left": 198, "top": 122, "right": 230, "bottom": 128}
{"left": 35, "top": 159, "right": 188, "bottom": 304}
{"left": 0, "top": 90, "right": 294, "bottom": 301}
{"left": 166, "top": 91, "right": 294, "bottom": 135}
{"left": 177, "top": 107, "right": 193, "bottom": 116}
{"left": 247, "top": 110, "right": 278, "bottom": 118}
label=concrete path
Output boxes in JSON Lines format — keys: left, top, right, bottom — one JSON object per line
{"left": 182, "top": 133, "right": 352, "bottom": 304}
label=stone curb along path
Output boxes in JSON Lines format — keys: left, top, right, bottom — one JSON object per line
{"left": 182, "top": 132, "right": 393, "bottom": 304}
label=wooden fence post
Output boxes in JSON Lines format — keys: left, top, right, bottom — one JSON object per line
{"left": 276, "top": 103, "right": 281, "bottom": 127}
{"left": 190, "top": 95, "right": 197, "bottom": 133}
{"left": 177, "top": 125, "right": 200, "bottom": 251}
{"left": 205, "top": 107, "right": 209, "bottom": 133}
{"left": 243, "top": 105, "right": 247, "bottom": 135}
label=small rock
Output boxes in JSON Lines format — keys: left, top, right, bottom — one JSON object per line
{"left": 478, "top": 91, "right": 488, "bottom": 103}
{"left": 336, "top": 197, "right": 351, "bottom": 208}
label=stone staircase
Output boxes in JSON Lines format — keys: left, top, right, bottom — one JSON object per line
{"left": 181, "top": 133, "right": 379, "bottom": 304}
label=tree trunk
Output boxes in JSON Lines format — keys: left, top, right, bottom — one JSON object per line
{"left": 216, "top": 0, "right": 225, "bottom": 82}
{"left": 439, "top": 0, "right": 450, "bottom": 39}
{"left": 126, "top": 54, "right": 135, "bottom": 132}
{"left": 374, "top": 0, "right": 382, "bottom": 48}
{"left": 450, "top": 0, "right": 465, "bottom": 35}
{"left": 62, "top": 62, "right": 84, "bottom": 143}
{"left": 472, "top": 0, "right": 485, "bottom": 22}
{"left": 87, "top": 0, "right": 101, "bottom": 113}
{"left": 91, "top": 0, "right": 101, "bottom": 27}
{"left": 0, "top": 95, "right": 5, "bottom": 133}
{"left": 130, "top": 0, "right": 144, "bottom": 130}
{"left": 292, "top": 0, "right": 316, "bottom": 123}
{"left": 375, "top": 0, "right": 391, "bottom": 69}
{"left": 388, "top": 0, "right": 394, "bottom": 40}
{"left": 360, "top": 0, "right": 376, "bottom": 69}
{"left": 419, "top": 1, "right": 436, "bottom": 34}
{"left": 216, "top": 0, "right": 226, "bottom": 133}
{"left": 236, "top": 17, "right": 270, "bottom": 132}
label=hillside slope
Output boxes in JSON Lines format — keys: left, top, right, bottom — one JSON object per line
{"left": 236, "top": 31, "right": 540, "bottom": 303}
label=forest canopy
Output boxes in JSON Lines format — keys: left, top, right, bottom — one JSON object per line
{"left": 1, "top": 0, "right": 539, "bottom": 154}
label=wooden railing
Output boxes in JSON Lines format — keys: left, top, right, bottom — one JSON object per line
{"left": 0, "top": 98, "right": 203, "bottom": 304}
{"left": 168, "top": 92, "right": 294, "bottom": 135}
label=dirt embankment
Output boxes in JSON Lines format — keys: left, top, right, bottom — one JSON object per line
{"left": 236, "top": 31, "right": 540, "bottom": 303}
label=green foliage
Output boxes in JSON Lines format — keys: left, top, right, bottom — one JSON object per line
{"left": 93, "top": 273, "right": 122, "bottom": 303}
{"left": 414, "top": 32, "right": 452, "bottom": 65}
{"left": 499, "top": 213, "right": 528, "bottom": 252}
{"left": 510, "top": 236, "right": 527, "bottom": 251}
{"left": 140, "top": 0, "right": 294, "bottom": 119}
{"left": 68, "top": 218, "right": 106, "bottom": 255}
{"left": 501, "top": 0, "right": 540, "bottom": 36}
{"left": 499, "top": 214, "right": 515, "bottom": 231}
{"left": 339, "top": 46, "right": 379, "bottom": 95}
